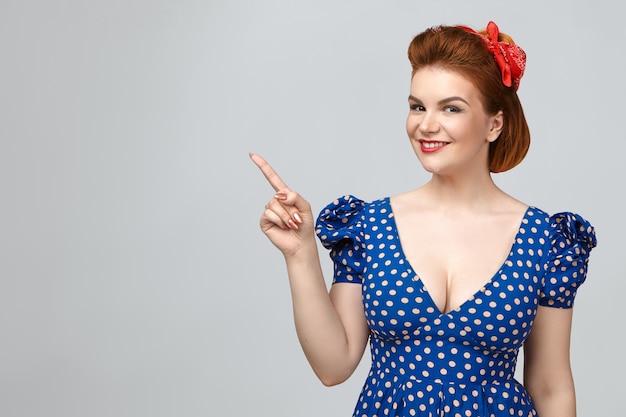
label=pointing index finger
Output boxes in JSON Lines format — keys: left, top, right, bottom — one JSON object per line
{"left": 249, "top": 153, "right": 289, "bottom": 192}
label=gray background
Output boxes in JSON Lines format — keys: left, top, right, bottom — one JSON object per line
{"left": 1, "top": 0, "right": 621, "bottom": 416}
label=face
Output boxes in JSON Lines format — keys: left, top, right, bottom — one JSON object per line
{"left": 406, "top": 67, "right": 503, "bottom": 176}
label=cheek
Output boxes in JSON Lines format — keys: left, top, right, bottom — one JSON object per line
{"left": 440, "top": 119, "right": 468, "bottom": 138}
{"left": 405, "top": 115, "right": 416, "bottom": 136}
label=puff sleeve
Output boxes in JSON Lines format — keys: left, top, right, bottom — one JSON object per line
{"left": 540, "top": 212, "right": 597, "bottom": 308}
{"left": 315, "top": 195, "right": 367, "bottom": 284}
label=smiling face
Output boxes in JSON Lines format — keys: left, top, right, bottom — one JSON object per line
{"left": 406, "top": 67, "right": 503, "bottom": 177}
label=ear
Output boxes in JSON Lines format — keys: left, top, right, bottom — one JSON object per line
{"left": 486, "top": 110, "right": 504, "bottom": 143}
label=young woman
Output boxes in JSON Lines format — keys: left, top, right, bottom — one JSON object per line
{"left": 250, "top": 21, "right": 596, "bottom": 417}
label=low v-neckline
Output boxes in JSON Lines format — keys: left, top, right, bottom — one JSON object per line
{"left": 384, "top": 197, "right": 531, "bottom": 316}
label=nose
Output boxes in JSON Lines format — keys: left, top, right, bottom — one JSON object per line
{"left": 418, "top": 111, "right": 439, "bottom": 134}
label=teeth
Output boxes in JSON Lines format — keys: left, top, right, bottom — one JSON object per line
{"left": 422, "top": 142, "right": 447, "bottom": 148}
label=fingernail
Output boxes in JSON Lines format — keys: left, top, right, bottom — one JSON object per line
{"left": 288, "top": 219, "right": 299, "bottom": 230}
{"left": 293, "top": 212, "right": 303, "bottom": 224}
{"left": 274, "top": 192, "right": 287, "bottom": 200}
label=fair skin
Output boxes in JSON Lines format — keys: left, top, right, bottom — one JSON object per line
{"left": 251, "top": 66, "right": 577, "bottom": 415}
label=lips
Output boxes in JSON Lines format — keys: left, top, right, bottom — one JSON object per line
{"left": 418, "top": 140, "right": 449, "bottom": 153}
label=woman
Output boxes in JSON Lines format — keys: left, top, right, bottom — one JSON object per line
{"left": 250, "top": 21, "right": 596, "bottom": 417}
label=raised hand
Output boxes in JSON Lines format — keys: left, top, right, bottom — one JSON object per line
{"left": 249, "top": 153, "right": 316, "bottom": 256}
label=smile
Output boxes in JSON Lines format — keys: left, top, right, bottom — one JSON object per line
{"left": 418, "top": 140, "right": 449, "bottom": 153}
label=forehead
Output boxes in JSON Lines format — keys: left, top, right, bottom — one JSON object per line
{"left": 410, "top": 67, "right": 480, "bottom": 100}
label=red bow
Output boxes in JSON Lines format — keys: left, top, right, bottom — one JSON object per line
{"left": 458, "top": 21, "right": 526, "bottom": 91}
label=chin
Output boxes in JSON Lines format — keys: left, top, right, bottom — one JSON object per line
{"left": 414, "top": 156, "right": 438, "bottom": 174}
{"left": 419, "top": 161, "right": 453, "bottom": 176}
{"left": 413, "top": 150, "right": 448, "bottom": 175}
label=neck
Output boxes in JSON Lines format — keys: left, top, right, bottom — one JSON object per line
{"left": 421, "top": 172, "right": 502, "bottom": 210}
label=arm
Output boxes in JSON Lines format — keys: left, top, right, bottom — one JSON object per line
{"left": 250, "top": 153, "right": 370, "bottom": 386}
{"left": 523, "top": 305, "right": 576, "bottom": 416}
{"left": 288, "top": 249, "right": 370, "bottom": 386}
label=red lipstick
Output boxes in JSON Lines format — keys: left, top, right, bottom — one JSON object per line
{"left": 419, "top": 140, "right": 449, "bottom": 153}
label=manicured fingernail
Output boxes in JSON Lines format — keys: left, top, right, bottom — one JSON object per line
{"left": 288, "top": 219, "right": 299, "bottom": 230}
{"left": 293, "top": 212, "right": 303, "bottom": 224}
{"left": 274, "top": 192, "right": 287, "bottom": 200}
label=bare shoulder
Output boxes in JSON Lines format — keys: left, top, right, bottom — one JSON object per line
{"left": 389, "top": 188, "right": 430, "bottom": 214}
{"left": 494, "top": 194, "right": 529, "bottom": 217}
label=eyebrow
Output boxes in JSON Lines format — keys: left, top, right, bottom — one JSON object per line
{"left": 408, "top": 95, "right": 470, "bottom": 106}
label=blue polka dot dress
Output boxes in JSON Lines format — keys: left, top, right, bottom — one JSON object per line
{"left": 315, "top": 195, "right": 597, "bottom": 417}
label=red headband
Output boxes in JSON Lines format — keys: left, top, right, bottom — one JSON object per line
{"left": 457, "top": 21, "right": 526, "bottom": 91}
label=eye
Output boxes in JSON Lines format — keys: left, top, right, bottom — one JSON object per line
{"left": 443, "top": 105, "right": 462, "bottom": 113}
{"left": 409, "top": 103, "right": 425, "bottom": 111}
